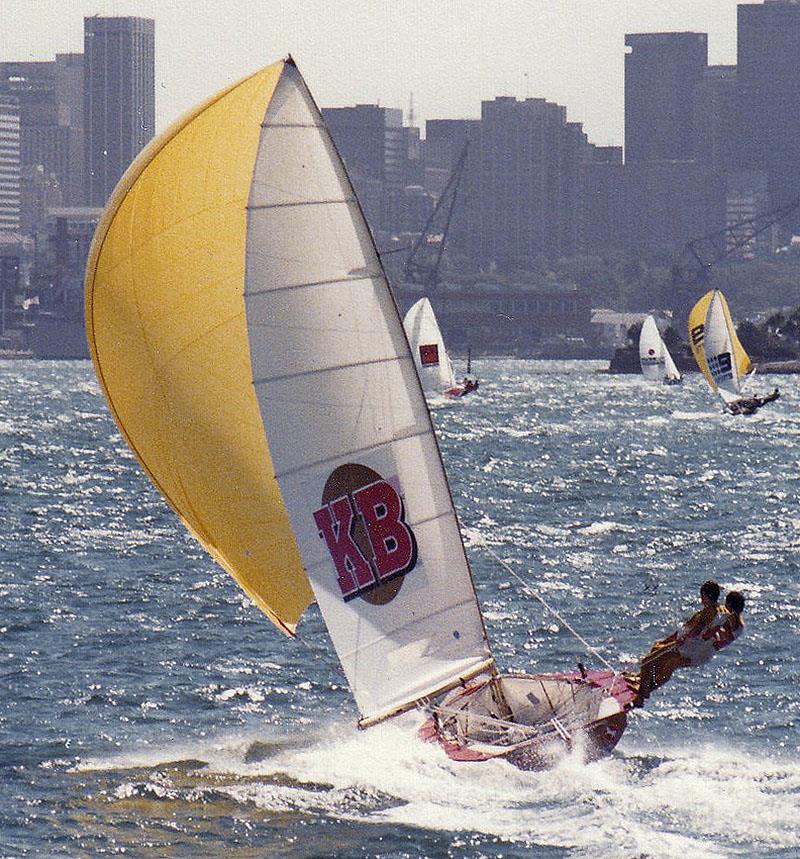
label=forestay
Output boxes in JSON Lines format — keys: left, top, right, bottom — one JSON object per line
{"left": 403, "top": 297, "right": 457, "bottom": 395}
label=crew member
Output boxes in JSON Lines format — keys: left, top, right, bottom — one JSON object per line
{"left": 626, "top": 580, "right": 721, "bottom": 706}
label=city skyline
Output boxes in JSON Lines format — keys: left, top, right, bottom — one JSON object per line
{"left": 2, "top": 0, "right": 749, "bottom": 146}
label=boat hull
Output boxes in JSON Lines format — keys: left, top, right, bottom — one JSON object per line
{"left": 418, "top": 670, "right": 634, "bottom": 770}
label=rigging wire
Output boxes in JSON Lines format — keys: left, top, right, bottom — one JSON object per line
{"left": 477, "top": 542, "right": 621, "bottom": 675}
{"left": 292, "top": 627, "right": 349, "bottom": 687}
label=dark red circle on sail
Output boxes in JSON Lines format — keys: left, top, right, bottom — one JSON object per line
{"left": 321, "top": 463, "right": 405, "bottom": 605}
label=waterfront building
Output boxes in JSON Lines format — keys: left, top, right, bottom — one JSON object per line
{"left": 625, "top": 32, "right": 708, "bottom": 164}
{"left": 28, "top": 206, "right": 101, "bottom": 358}
{"left": 84, "top": 16, "right": 154, "bottom": 207}
{"left": 394, "top": 279, "right": 592, "bottom": 354}
{"left": 0, "top": 235, "right": 23, "bottom": 347}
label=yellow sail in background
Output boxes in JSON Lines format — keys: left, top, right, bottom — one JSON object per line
{"left": 85, "top": 60, "right": 313, "bottom": 635}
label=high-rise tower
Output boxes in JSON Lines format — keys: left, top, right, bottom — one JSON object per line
{"left": 84, "top": 16, "right": 154, "bottom": 207}
{"left": 624, "top": 32, "right": 708, "bottom": 164}
{"left": 737, "top": 1, "right": 800, "bottom": 226}
{"left": 0, "top": 95, "right": 21, "bottom": 235}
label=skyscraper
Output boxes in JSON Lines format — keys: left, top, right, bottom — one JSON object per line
{"left": 0, "top": 62, "right": 67, "bottom": 201}
{"left": 474, "top": 95, "right": 590, "bottom": 269}
{"left": 692, "top": 65, "right": 737, "bottom": 172}
{"left": 624, "top": 32, "right": 708, "bottom": 164}
{"left": 84, "top": 16, "right": 154, "bottom": 207}
{"left": 737, "top": 1, "right": 800, "bottom": 226}
{"left": 55, "top": 53, "right": 84, "bottom": 207}
{"left": 0, "top": 95, "right": 21, "bottom": 234}
{"left": 322, "top": 104, "right": 410, "bottom": 230}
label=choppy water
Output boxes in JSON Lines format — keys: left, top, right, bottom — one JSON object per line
{"left": 1, "top": 359, "right": 798, "bottom": 859}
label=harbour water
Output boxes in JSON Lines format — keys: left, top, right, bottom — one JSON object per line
{"left": 1, "top": 359, "right": 798, "bottom": 858}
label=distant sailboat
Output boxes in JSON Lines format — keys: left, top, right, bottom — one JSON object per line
{"left": 85, "top": 57, "right": 631, "bottom": 771}
{"left": 688, "top": 289, "right": 779, "bottom": 415}
{"left": 403, "top": 297, "right": 477, "bottom": 398}
{"left": 639, "top": 315, "right": 682, "bottom": 385}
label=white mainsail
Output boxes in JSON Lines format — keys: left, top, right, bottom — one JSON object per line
{"left": 403, "top": 297, "right": 457, "bottom": 395}
{"left": 639, "top": 315, "right": 666, "bottom": 381}
{"left": 243, "top": 62, "right": 492, "bottom": 725}
{"left": 639, "top": 315, "right": 681, "bottom": 383}
{"left": 703, "top": 290, "right": 745, "bottom": 403}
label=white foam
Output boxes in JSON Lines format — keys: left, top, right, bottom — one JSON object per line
{"left": 579, "top": 521, "right": 634, "bottom": 536}
{"left": 76, "top": 720, "right": 800, "bottom": 858}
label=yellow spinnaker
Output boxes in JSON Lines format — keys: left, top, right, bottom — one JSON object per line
{"left": 85, "top": 60, "right": 313, "bottom": 635}
{"left": 688, "top": 289, "right": 714, "bottom": 384}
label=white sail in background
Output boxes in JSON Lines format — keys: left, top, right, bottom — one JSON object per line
{"left": 403, "top": 298, "right": 457, "bottom": 395}
{"left": 640, "top": 315, "right": 681, "bottom": 383}
{"left": 663, "top": 347, "right": 681, "bottom": 383}
{"left": 243, "top": 63, "right": 492, "bottom": 725}
{"left": 639, "top": 316, "right": 666, "bottom": 381}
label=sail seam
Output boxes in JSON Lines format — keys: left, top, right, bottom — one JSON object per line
{"left": 262, "top": 122, "right": 322, "bottom": 128}
{"left": 248, "top": 198, "right": 354, "bottom": 211}
{"left": 244, "top": 273, "right": 378, "bottom": 298}
{"left": 253, "top": 353, "right": 411, "bottom": 386}
{"left": 272, "top": 426, "right": 430, "bottom": 480}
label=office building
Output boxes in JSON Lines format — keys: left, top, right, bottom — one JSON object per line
{"left": 323, "top": 104, "right": 420, "bottom": 232}
{"left": 737, "top": 1, "right": 800, "bottom": 227}
{"left": 582, "top": 158, "right": 724, "bottom": 255}
{"left": 0, "top": 56, "right": 84, "bottom": 212}
{"left": 693, "top": 65, "right": 738, "bottom": 172}
{"left": 625, "top": 32, "right": 708, "bottom": 163}
{"left": 84, "top": 16, "right": 155, "bottom": 206}
{"left": 0, "top": 95, "right": 21, "bottom": 234}
{"left": 471, "top": 95, "right": 591, "bottom": 269}
{"left": 55, "top": 53, "right": 84, "bottom": 206}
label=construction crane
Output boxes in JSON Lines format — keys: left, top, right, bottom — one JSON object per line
{"left": 403, "top": 141, "right": 469, "bottom": 291}
{"left": 670, "top": 197, "right": 800, "bottom": 329}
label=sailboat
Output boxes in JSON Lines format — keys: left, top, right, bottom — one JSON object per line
{"left": 639, "top": 315, "right": 682, "bottom": 385}
{"left": 688, "top": 289, "right": 778, "bottom": 414}
{"left": 403, "top": 297, "right": 477, "bottom": 398}
{"left": 85, "top": 57, "right": 633, "bottom": 771}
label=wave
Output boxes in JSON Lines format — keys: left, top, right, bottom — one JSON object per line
{"left": 71, "top": 719, "right": 800, "bottom": 858}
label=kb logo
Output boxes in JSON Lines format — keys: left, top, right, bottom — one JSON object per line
{"left": 313, "top": 464, "right": 418, "bottom": 604}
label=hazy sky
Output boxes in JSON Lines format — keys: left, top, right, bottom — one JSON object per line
{"left": 3, "top": 1, "right": 753, "bottom": 145}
